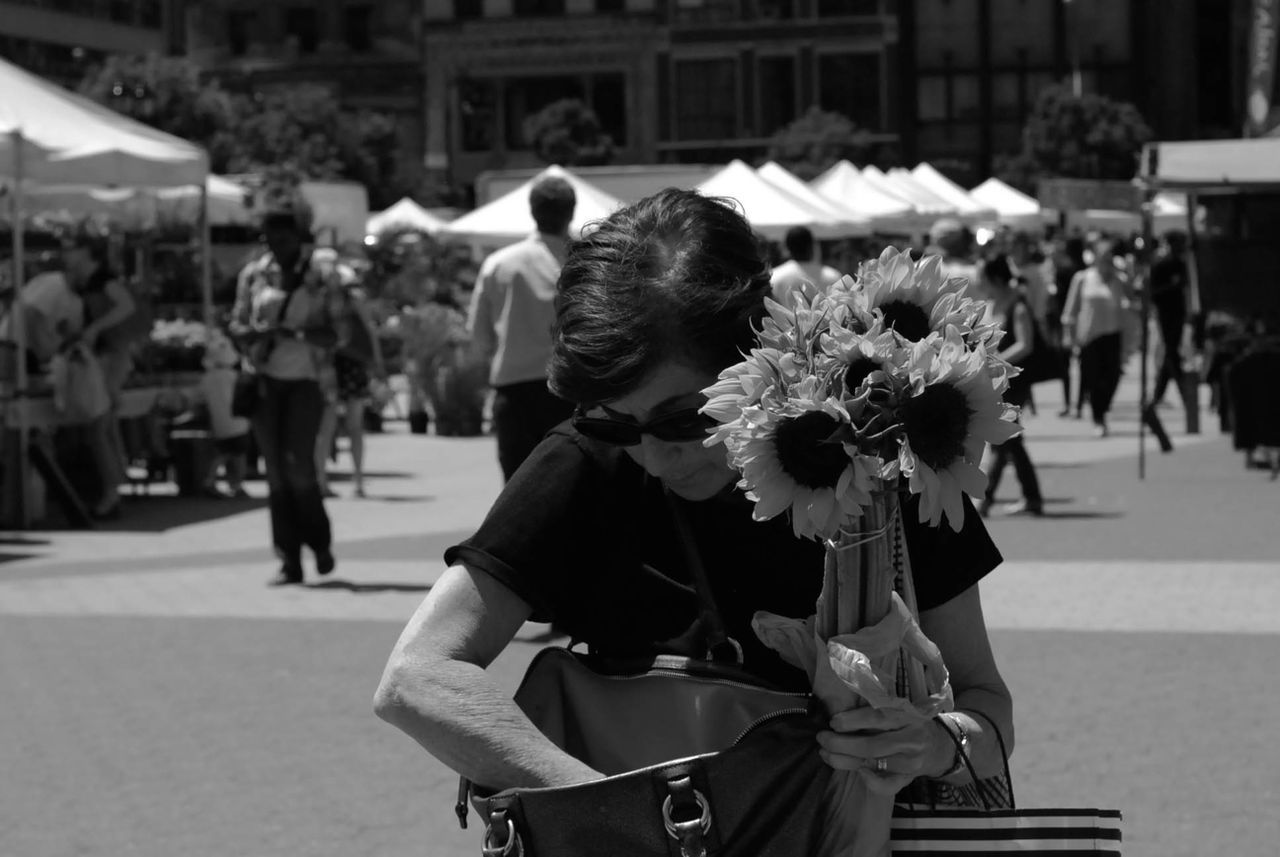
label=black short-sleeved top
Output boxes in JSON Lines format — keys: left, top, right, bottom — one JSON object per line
{"left": 446, "top": 427, "right": 1003, "bottom": 690}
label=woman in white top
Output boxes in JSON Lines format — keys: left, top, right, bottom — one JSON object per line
{"left": 1060, "top": 239, "right": 1133, "bottom": 436}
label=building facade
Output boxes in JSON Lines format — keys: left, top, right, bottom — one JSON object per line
{"left": 422, "top": 0, "right": 904, "bottom": 190}
{"left": 899, "top": 0, "right": 1249, "bottom": 187}
{"left": 178, "top": 0, "right": 425, "bottom": 179}
{"left": 0, "top": 0, "right": 171, "bottom": 85}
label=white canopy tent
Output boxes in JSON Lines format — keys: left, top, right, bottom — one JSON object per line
{"left": 810, "top": 160, "right": 922, "bottom": 234}
{"left": 696, "top": 159, "right": 854, "bottom": 240}
{"left": 968, "top": 177, "right": 1044, "bottom": 230}
{"left": 754, "top": 161, "right": 871, "bottom": 237}
{"left": 441, "top": 165, "right": 622, "bottom": 253}
{"left": 20, "top": 174, "right": 254, "bottom": 229}
{"left": 881, "top": 168, "right": 961, "bottom": 219}
{"left": 1066, "top": 192, "right": 1189, "bottom": 234}
{"left": 910, "top": 163, "right": 999, "bottom": 224}
{"left": 1138, "top": 138, "right": 1280, "bottom": 190}
{"left": 366, "top": 197, "right": 449, "bottom": 237}
{"left": 0, "top": 55, "right": 209, "bottom": 529}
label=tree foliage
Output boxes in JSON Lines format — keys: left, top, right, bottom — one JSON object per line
{"left": 1003, "top": 84, "right": 1152, "bottom": 189}
{"left": 77, "top": 54, "right": 405, "bottom": 207}
{"left": 766, "top": 107, "right": 872, "bottom": 181}
{"left": 522, "top": 98, "right": 614, "bottom": 167}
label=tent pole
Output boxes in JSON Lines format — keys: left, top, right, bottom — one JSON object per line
{"left": 199, "top": 180, "right": 213, "bottom": 327}
{"left": 9, "top": 130, "right": 30, "bottom": 528}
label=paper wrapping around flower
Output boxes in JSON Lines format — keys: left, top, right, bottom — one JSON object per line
{"left": 753, "top": 595, "right": 954, "bottom": 857}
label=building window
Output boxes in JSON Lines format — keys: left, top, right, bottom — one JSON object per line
{"left": 227, "top": 9, "right": 257, "bottom": 57}
{"left": 674, "top": 58, "right": 738, "bottom": 141}
{"left": 285, "top": 7, "right": 320, "bottom": 54}
{"left": 950, "top": 73, "right": 979, "bottom": 121}
{"left": 596, "top": 0, "right": 624, "bottom": 11}
{"left": 755, "top": 0, "right": 793, "bottom": 20}
{"left": 454, "top": 0, "right": 483, "bottom": 18}
{"left": 505, "top": 76, "right": 584, "bottom": 149}
{"left": 817, "top": 52, "right": 881, "bottom": 130}
{"left": 513, "top": 0, "right": 566, "bottom": 16}
{"left": 459, "top": 77, "right": 498, "bottom": 153}
{"left": 344, "top": 5, "right": 374, "bottom": 51}
{"left": 109, "top": 0, "right": 134, "bottom": 24}
{"left": 816, "top": 0, "right": 877, "bottom": 17}
{"left": 758, "top": 55, "right": 796, "bottom": 135}
{"left": 139, "top": 0, "right": 162, "bottom": 27}
{"left": 917, "top": 75, "right": 946, "bottom": 122}
{"left": 591, "top": 73, "right": 628, "bottom": 146}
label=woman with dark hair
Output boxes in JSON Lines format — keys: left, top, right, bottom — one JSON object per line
{"left": 1061, "top": 239, "right": 1133, "bottom": 437}
{"left": 374, "top": 190, "right": 1013, "bottom": 805}
{"left": 978, "top": 256, "right": 1043, "bottom": 517}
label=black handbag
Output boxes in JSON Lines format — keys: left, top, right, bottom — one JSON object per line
{"left": 462, "top": 492, "right": 831, "bottom": 857}
{"left": 1015, "top": 300, "right": 1067, "bottom": 386}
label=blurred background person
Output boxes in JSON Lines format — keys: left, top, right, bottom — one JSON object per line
{"left": 467, "top": 175, "right": 576, "bottom": 482}
{"left": 1052, "top": 236, "right": 1088, "bottom": 418}
{"left": 316, "top": 251, "right": 386, "bottom": 499}
{"left": 1061, "top": 239, "right": 1133, "bottom": 438}
{"left": 769, "top": 225, "right": 842, "bottom": 304}
{"left": 63, "top": 234, "right": 136, "bottom": 519}
{"left": 1149, "top": 231, "right": 1191, "bottom": 410}
{"left": 199, "top": 329, "right": 251, "bottom": 499}
{"left": 978, "top": 255, "right": 1043, "bottom": 517}
{"left": 231, "top": 202, "right": 348, "bottom": 586}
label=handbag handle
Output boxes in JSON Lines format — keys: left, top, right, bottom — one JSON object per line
{"left": 664, "top": 490, "right": 742, "bottom": 665}
{"left": 939, "top": 709, "right": 1016, "bottom": 811}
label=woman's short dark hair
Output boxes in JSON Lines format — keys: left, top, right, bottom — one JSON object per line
{"left": 980, "top": 254, "right": 1014, "bottom": 286}
{"left": 549, "top": 188, "right": 771, "bottom": 405}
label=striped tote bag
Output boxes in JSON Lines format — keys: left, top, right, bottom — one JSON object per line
{"left": 892, "top": 807, "right": 1123, "bottom": 855}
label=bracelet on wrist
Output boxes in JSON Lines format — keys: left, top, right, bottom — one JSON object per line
{"left": 934, "top": 712, "right": 971, "bottom": 780}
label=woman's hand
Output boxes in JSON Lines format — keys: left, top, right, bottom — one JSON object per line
{"left": 816, "top": 707, "right": 953, "bottom": 795}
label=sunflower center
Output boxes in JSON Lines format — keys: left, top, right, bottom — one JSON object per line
{"left": 773, "top": 411, "right": 848, "bottom": 490}
{"left": 880, "top": 300, "right": 932, "bottom": 341}
{"left": 900, "top": 383, "right": 973, "bottom": 470}
{"left": 843, "top": 356, "right": 880, "bottom": 396}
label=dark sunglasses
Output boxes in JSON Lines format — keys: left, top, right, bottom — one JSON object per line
{"left": 572, "top": 406, "right": 716, "bottom": 446}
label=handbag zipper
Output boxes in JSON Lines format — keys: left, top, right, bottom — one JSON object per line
{"left": 731, "top": 708, "right": 811, "bottom": 746}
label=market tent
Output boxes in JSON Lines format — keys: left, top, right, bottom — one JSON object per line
{"left": 910, "top": 163, "right": 998, "bottom": 224}
{"left": 1067, "top": 191, "right": 1189, "bottom": 234}
{"left": 969, "top": 177, "right": 1044, "bottom": 230}
{"left": 0, "top": 57, "right": 207, "bottom": 188}
{"left": 696, "top": 159, "right": 851, "bottom": 240}
{"left": 21, "top": 174, "right": 254, "bottom": 228}
{"left": 881, "top": 168, "right": 960, "bottom": 219}
{"left": 810, "top": 160, "right": 921, "bottom": 234}
{"left": 1139, "top": 138, "right": 1280, "bottom": 190}
{"left": 754, "top": 161, "right": 871, "bottom": 237}
{"left": 441, "top": 164, "right": 622, "bottom": 248}
{"left": 367, "top": 197, "right": 448, "bottom": 236}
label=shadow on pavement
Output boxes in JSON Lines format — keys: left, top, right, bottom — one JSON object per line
{"left": 326, "top": 471, "right": 415, "bottom": 482}
{"left": 368, "top": 495, "right": 435, "bottom": 503}
{"left": 0, "top": 551, "right": 40, "bottom": 565}
{"left": 91, "top": 496, "right": 270, "bottom": 534}
{"left": 305, "top": 580, "right": 433, "bottom": 594}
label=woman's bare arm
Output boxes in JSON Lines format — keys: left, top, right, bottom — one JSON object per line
{"left": 373, "top": 564, "right": 602, "bottom": 790}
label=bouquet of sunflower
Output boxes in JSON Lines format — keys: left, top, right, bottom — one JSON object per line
{"left": 701, "top": 248, "right": 1021, "bottom": 856}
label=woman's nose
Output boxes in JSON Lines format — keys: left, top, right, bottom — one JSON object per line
{"left": 635, "top": 434, "right": 681, "bottom": 478}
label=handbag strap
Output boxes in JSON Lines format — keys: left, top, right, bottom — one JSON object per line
{"left": 664, "top": 489, "right": 741, "bottom": 665}
{"left": 938, "top": 709, "right": 1017, "bottom": 811}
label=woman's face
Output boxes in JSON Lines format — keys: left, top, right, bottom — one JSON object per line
{"left": 594, "top": 360, "right": 738, "bottom": 501}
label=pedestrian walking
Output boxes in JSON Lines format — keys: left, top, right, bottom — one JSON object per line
{"left": 977, "top": 256, "right": 1043, "bottom": 517}
{"left": 1061, "top": 239, "right": 1134, "bottom": 438}
{"left": 1050, "top": 237, "right": 1087, "bottom": 417}
{"left": 198, "top": 329, "right": 251, "bottom": 499}
{"left": 467, "top": 175, "right": 576, "bottom": 482}
{"left": 230, "top": 202, "right": 348, "bottom": 586}
{"left": 769, "top": 225, "right": 842, "bottom": 304}
{"left": 1149, "top": 232, "right": 1191, "bottom": 409}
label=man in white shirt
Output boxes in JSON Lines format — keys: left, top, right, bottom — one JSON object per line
{"left": 468, "top": 176, "right": 577, "bottom": 481}
{"left": 769, "top": 226, "right": 842, "bottom": 304}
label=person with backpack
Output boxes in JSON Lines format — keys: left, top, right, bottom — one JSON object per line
{"left": 978, "top": 255, "right": 1043, "bottom": 518}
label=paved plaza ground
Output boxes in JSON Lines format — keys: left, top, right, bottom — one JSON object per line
{"left": 2, "top": 372, "right": 1277, "bottom": 857}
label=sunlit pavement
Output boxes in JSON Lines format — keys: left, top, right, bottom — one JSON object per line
{"left": 2, "top": 368, "right": 1277, "bottom": 857}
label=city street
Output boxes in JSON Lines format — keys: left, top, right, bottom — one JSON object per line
{"left": 3, "top": 372, "right": 1278, "bottom": 857}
